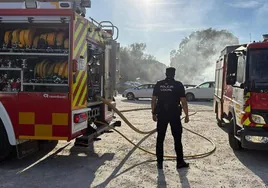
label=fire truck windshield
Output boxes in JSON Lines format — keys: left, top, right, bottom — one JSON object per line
{"left": 248, "top": 49, "right": 268, "bottom": 89}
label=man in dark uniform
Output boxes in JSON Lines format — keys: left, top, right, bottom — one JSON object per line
{"left": 151, "top": 67, "right": 189, "bottom": 170}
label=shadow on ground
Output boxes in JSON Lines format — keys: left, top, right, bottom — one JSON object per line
{"left": 0, "top": 141, "right": 114, "bottom": 188}
{"left": 188, "top": 100, "right": 213, "bottom": 108}
{"left": 121, "top": 98, "right": 213, "bottom": 108}
{"left": 234, "top": 149, "right": 268, "bottom": 185}
{"left": 218, "top": 123, "right": 268, "bottom": 185}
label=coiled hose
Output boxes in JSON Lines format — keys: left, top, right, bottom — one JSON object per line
{"left": 95, "top": 96, "right": 216, "bottom": 160}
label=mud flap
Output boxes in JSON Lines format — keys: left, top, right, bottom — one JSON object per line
{"left": 16, "top": 140, "right": 39, "bottom": 159}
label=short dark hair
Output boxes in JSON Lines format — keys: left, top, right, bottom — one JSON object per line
{"left": 166, "top": 67, "right": 176, "bottom": 77}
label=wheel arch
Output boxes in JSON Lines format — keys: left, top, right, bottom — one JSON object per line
{"left": 0, "top": 102, "right": 16, "bottom": 146}
{"left": 185, "top": 92, "right": 195, "bottom": 100}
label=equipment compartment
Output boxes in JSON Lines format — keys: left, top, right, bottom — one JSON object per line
{"left": 0, "top": 23, "right": 69, "bottom": 53}
{"left": 0, "top": 23, "right": 70, "bottom": 93}
{"left": 0, "top": 56, "right": 69, "bottom": 93}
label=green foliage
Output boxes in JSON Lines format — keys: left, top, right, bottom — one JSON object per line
{"left": 119, "top": 43, "right": 166, "bottom": 83}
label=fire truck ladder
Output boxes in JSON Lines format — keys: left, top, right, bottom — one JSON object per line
{"left": 89, "top": 17, "right": 119, "bottom": 41}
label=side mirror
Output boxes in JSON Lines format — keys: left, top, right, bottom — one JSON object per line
{"left": 226, "top": 75, "right": 236, "bottom": 85}
{"left": 227, "top": 52, "right": 238, "bottom": 75}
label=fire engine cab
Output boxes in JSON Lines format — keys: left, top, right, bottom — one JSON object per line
{"left": 0, "top": 0, "right": 121, "bottom": 161}
{"left": 214, "top": 35, "right": 268, "bottom": 150}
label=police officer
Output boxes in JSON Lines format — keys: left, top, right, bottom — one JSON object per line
{"left": 151, "top": 67, "right": 189, "bottom": 170}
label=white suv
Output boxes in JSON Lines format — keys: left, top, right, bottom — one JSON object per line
{"left": 185, "top": 81, "right": 215, "bottom": 101}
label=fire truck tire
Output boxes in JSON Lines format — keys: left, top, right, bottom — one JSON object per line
{"left": 228, "top": 118, "right": 242, "bottom": 150}
{"left": 186, "top": 93, "right": 195, "bottom": 101}
{"left": 0, "top": 122, "right": 12, "bottom": 161}
{"left": 126, "top": 92, "right": 135, "bottom": 100}
{"left": 215, "top": 103, "right": 223, "bottom": 127}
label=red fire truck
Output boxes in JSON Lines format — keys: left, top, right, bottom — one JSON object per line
{"left": 0, "top": 0, "right": 121, "bottom": 161}
{"left": 214, "top": 35, "right": 268, "bottom": 150}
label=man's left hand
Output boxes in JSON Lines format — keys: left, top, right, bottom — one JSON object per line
{"left": 184, "top": 115, "right": 189, "bottom": 123}
{"left": 152, "top": 114, "right": 157, "bottom": 122}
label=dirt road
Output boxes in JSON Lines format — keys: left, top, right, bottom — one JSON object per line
{"left": 1, "top": 96, "right": 268, "bottom": 188}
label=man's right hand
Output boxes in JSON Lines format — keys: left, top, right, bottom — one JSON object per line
{"left": 184, "top": 115, "right": 189, "bottom": 123}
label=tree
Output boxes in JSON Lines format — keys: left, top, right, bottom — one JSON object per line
{"left": 119, "top": 43, "right": 166, "bottom": 84}
{"left": 170, "top": 28, "right": 239, "bottom": 84}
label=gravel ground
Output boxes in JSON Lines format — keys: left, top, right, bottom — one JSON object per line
{"left": 1, "top": 95, "right": 268, "bottom": 188}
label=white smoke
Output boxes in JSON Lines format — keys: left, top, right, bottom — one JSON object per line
{"left": 171, "top": 29, "right": 239, "bottom": 85}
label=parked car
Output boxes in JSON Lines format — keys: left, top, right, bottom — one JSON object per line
{"left": 184, "top": 84, "right": 196, "bottom": 89}
{"left": 185, "top": 81, "right": 215, "bottom": 101}
{"left": 122, "top": 84, "right": 155, "bottom": 100}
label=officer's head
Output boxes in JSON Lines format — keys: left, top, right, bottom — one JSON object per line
{"left": 165, "top": 67, "right": 176, "bottom": 78}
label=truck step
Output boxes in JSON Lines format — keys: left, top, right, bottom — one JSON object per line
{"left": 16, "top": 140, "right": 39, "bottom": 159}
{"left": 222, "top": 118, "right": 230, "bottom": 124}
{"left": 74, "top": 122, "right": 117, "bottom": 147}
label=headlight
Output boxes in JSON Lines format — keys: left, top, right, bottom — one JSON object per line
{"left": 251, "top": 114, "right": 266, "bottom": 124}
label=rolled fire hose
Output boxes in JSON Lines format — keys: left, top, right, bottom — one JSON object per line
{"left": 33, "top": 36, "right": 39, "bottom": 49}
{"left": 47, "top": 32, "right": 56, "bottom": 46}
{"left": 24, "top": 29, "right": 36, "bottom": 47}
{"left": 64, "top": 39, "right": 69, "bottom": 49}
{"left": 58, "top": 61, "right": 67, "bottom": 78}
{"left": 95, "top": 96, "right": 216, "bottom": 159}
{"left": 12, "top": 29, "right": 21, "bottom": 46}
{"left": 56, "top": 32, "right": 66, "bottom": 47}
{"left": 19, "top": 30, "right": 26, "bottom": 47}
{"left": 54, "top": 61, "right": 62, "bottom": 76}
{"left": 4, "top": 31, "right": 12, "bottom": 45}
{"left": 47, "top": 63, "right": 56, "bottom": 77}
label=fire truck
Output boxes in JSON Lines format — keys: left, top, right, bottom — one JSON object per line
{"left": 214, "top": 35, "right": 268, "bottom": 150}
{"left": 0, "top": 0, "right": 121, "bottom": 161}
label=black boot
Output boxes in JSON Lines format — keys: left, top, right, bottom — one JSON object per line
{"left": 176, "top": 161, "right": 189, "bottom": 169}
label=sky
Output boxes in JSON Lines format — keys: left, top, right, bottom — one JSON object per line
{"left": 86, "top": 0, "right": 268, "bottom": 66}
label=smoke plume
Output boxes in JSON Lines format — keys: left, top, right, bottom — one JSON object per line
{"left": 170, "top": 28, "right": 239, "bottom": 85}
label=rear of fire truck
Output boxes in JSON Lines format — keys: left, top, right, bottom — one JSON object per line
{"left": 214, "top": 35, "right": 268, "bottom": 150}
{"left": 0, "top": 0, "right": 120, "bottom": 161}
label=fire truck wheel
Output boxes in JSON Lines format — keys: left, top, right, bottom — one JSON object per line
{"left": 228, "top": 118, "right": 242, "bottom": 150}
{"left": 215, "top": 103, "right": 224, "bottom": 127}
{"left": 0, "top": 122, "right": 12, "bottom": 161}
{"left": 126, "top": 92, "right": 135, "bottom": 100}
{"left": 186, "top": 93, "right": 195, "bottom": 101}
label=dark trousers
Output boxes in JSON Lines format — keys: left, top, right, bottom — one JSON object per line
{"left": 156, "top": 118, "right": 183, "bottom": 164}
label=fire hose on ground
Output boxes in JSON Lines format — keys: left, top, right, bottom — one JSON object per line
{"left": 95, "top": 96, "right": 216, "bottom": 160}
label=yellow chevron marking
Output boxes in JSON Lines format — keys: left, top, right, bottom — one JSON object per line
{"left": 89, "top": 26, "right": 95, "bottom": 38}
{"left": 73, "top": 72, "right": 87, "bottom": 106}
{"left": 244, "top": 118, "right": 251, "bottom": 126}
{"left": 81, "top": 45, "right": 87, "bottom": 58}
{"left": 79, "top": 85, "right": 87, "bottom": 106}
{"left": 74, "top": 29, "right": 87, "bottom": 58}
{"left": 246, "top": 92, "right": 250, "bottom": 97}
{"left": 72, "top": 71, "right": 83, "bottom": 90}
{"left": 74, "top": 23, "right": 84, "bottom": 41}
{"left": 245, "top": 106, "right": 251, "bottom": 113}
